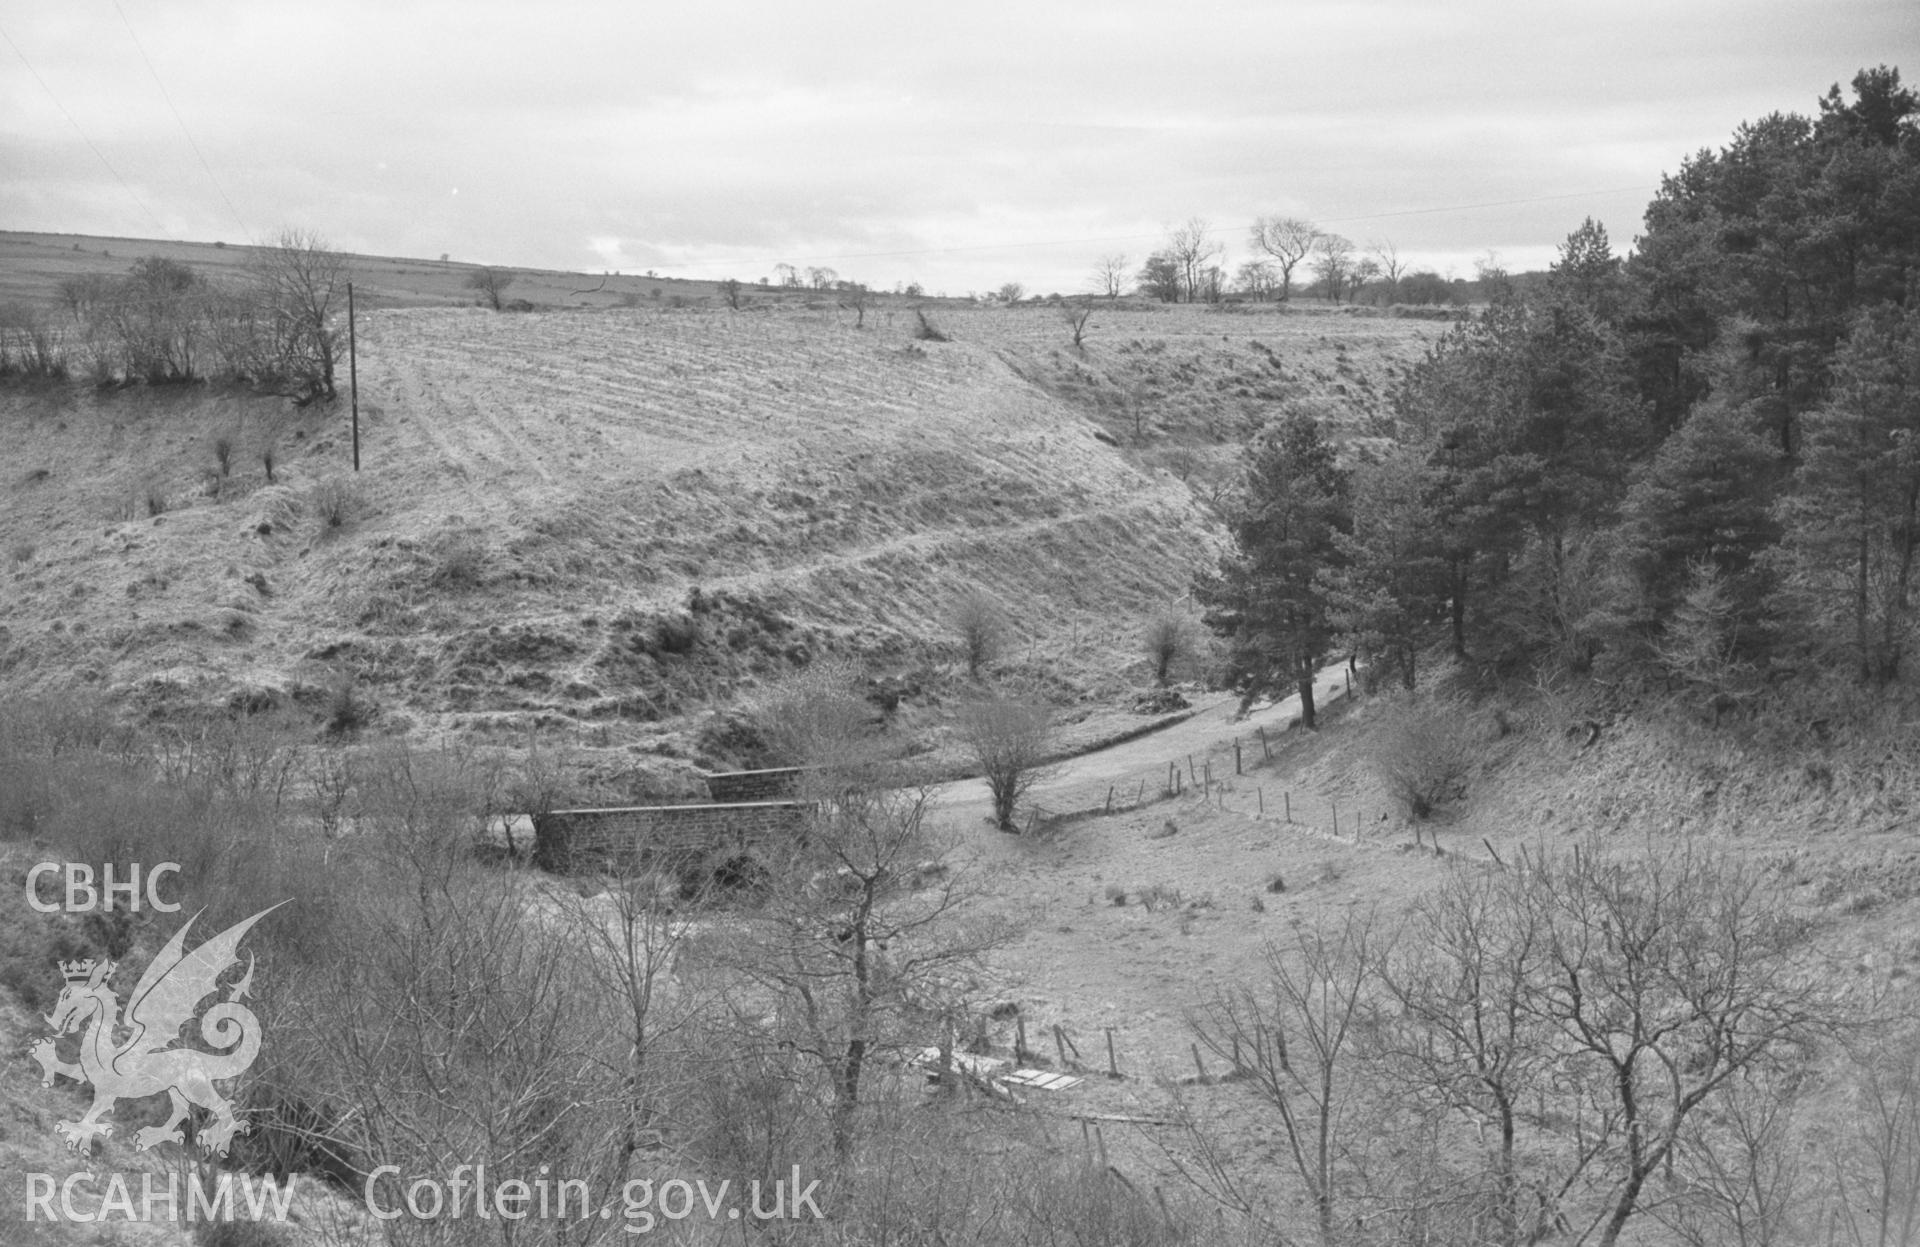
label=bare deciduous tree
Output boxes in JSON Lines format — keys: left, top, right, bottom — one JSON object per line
{"left": 723, "top": 786, "right": 1015, "bottom": 1157}
{"left": 465, "top": 267, "right": 515, "bottom": 311}
{"left": 1235, "top": 260, "right": 1279, "bottom": 301}
{"left": 955, "top": 695, "right": 1056, "bottom": 832}
{"left": 1312, "top": 234, "right": 1355, "bottom": 303}
{"left": 252, "top": 227, "right": 347, "bottom": 403}
{"left": 1060, "top": 299, "right": 1093, "bottom": 348}
{"left": 1822, "top": 1027, "right": 1920, "bottom": 1247}
{"left": 949, "top": 591, "right": 1008, "bottom": 678}
{"left": 1346, "top": 256, "right": 1382, "bottom": 303}
{"left": 1092, "top": 253, "right": 1130, "bottom": 299}
{"left": 1137, "top": 252, "right": 1183, "bottom": 303}
{"left": 1191, "top": 912, "right": 1390, "bottom": 1247}
{"left": 1370, "top": 238, "right": 1406, "bottom": 301}
{"left": 1521, "top": 844, "right": 1824, "bottom": 1247}
{"left": 1143, "top": 609, "right": 1194, "bottom": 685}
{"left": 1165, "top": 218, "right": 1220, "bottom": 304}
{"left": 1657, "top": 1068, "right": 1808, "bottom": 1247}
{"left": 556, "top": 866, "right": 707, "bottom": 1166}
{"left": 1250, "top": 215, "right": 1321, "bottom": 301}
{"left": 837, "top": 282, "right": 871, "bottom": 327}
{"left": 1376, "top": 869, "right": 1586, "bottom": 1246}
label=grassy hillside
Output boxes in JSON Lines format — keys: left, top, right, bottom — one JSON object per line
{"left": 0, "top": 294, "right": 1430, "bottom": 768}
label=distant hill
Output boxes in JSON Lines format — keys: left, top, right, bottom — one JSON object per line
{"left": 0, "top": 235, "right": 1433, "bottom": 772}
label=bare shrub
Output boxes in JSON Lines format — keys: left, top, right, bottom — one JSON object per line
{"left": 126, "top": 475, "right": 169, "bottom": 519}
{"left": 322, "top": 669, "right": 370, "bottom": 736}
{"left": 1822, "top": 1025, "right": 1920, "bottom": 1247}
{"left": 837, "top": 283, "right": 871, "bottom": 327}
{"left": 310, "top": 475, "right": 361, "bottom": 531}
{"left": 913, "top": 309, "right": 950, "bottom": 342}
{"left": 1060, "top": 299, "right": 1094, "bottom": 347}
{"left": 426, "top": 529, "right": 488, "bottom": 588}
{"left": 949, "top": 590, "right": 1008, "bottom": 678}
{"left": 1370, "top": 692, "right": 1478, "bottom": 819}
{"left": 251, "top": 228, "right": 347, "bottom": 403}
{"left": 0, "top": 303, "right": 68, "bottom": 379}
{"left": 1190, "top": 912, "right": 1390, "bottom": 1244}
{"left": 955, "top": 695, "right": 1055, "bottom": 831}
{"left": 211, "top": 433, "right": 235, "bottom": 480}
{"left": 750, "top": 656, "right": 878, "bottom": 772}
{"left": 464, "top": 266, "right": 514, "bottom": 310}
{"left": 716, "top": 788, "right": 1016, "bottom": 1157}
{"left": 267, "top": 798, "right": 627, "bottom": 1243}
{"left": 1143, "top": 609, "right": 1195, "bottom": 685}
{"left": 1138, "top": 882, "right": 1184, "bottom": 911}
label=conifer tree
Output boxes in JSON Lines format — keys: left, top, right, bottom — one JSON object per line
{"left": 1197, "top": 412, "right": 1350, "bottom": 726}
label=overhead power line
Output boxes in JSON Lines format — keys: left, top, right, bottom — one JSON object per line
{"left": 111, "top": 0, "right": 252, "bottom": 242}
{"left": 657, "top": 183, "right": 1657, "bottom": 274}
{"left": 0, "top": 19, "right": 169, "bottom": 237}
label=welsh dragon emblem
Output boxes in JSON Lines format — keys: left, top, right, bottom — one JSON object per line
{"left": 27, "top": 904, "right": 283, "bottom": 1156}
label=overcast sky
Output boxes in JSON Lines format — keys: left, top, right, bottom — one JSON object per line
{"left": 1, "top": 2, "right": 1912, "bottom": 294}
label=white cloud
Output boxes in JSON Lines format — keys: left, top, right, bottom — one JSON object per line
{"left": 0, "top": 0, "right": 1908, "bottom": 290}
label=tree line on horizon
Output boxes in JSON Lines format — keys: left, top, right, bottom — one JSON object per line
{"left": 1096, "top": 214, "right": 1472, "bottom": 307}
{"left": 1198, "top": 66, "right": 1920, "bottom": 727}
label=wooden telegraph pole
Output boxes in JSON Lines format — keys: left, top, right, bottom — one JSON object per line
{"left": 348, "top": 281, "right": 360, "bottom": 471}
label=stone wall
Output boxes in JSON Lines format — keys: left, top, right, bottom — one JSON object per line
{"left": 533, "top": 800, "right": 810, "bottom": 875}
{"left": 703, "top": 767, "right": 810, "bottom": 802}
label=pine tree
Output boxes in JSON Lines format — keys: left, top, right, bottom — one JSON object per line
{"left": 1613, "top": 395, "right": 1784, "bottom": 639}
{"left": 1196, "top": 412, "right": 1350, "bottom": 726}
{"left": 1771, "top": 303, "right": 1920, "bottom": 683}
{"left": 1550, "top": 217, "right": 1623, "bottom": 317}
{"left": 1327, "top": 448, "right": 1447, "bottom": 690}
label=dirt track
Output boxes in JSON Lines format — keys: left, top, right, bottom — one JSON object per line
{"left": 929, "top": 660, "right": 1356, "bottom": 830}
